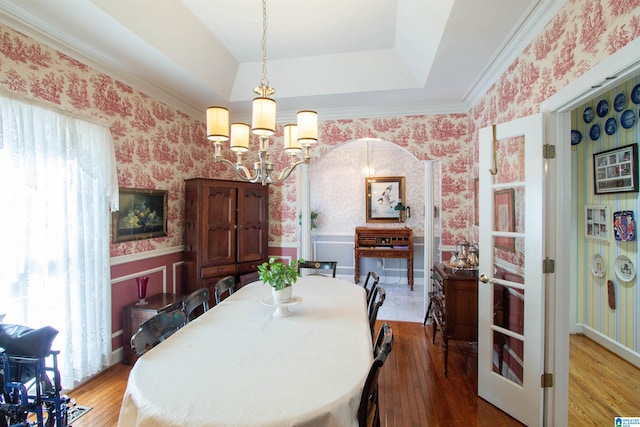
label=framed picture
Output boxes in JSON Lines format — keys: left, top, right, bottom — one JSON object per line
{"left": 613, "top": 210, "right": 635, "bottom": 241}
{"left": 584, "top": 205, "right": 609, "bottom": 242}
{"left": 593, "top": 143, "right": 638, "bottom": 194}
{"left": 112, "top": 188, "right": 168, "bottom": 242}
{"left": 365, "top": 176, "right": 405, "bottom": 223}
{"left": 494, "top": 188, "right": 515, "bottom": 251}
{"left": 474, "top": 178, "right": 479, "bottom": 226}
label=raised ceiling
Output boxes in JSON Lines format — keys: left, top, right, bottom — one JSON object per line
{"left": 0, "top": 0, "right": 563, "bottom": 121}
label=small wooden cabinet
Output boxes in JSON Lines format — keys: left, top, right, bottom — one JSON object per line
{"left": 184, "top": 179, "right": 268, "bottom": 307}
{"left": 354, "top": 227, "right": 414, "bottom": 289}
{"left": 430, "top": 262, "right": 478, "bottom": 376}
{"left": 121, "top": 293, "right": 184, "bottom": 365}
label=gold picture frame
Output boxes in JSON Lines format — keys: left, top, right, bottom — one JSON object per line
{"left": 365, "top": 176, "right": 406, "bottom": 223}
{"left": 112, "top": 188, "right": 168, "bottom": 242}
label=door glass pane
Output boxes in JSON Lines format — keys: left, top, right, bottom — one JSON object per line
{"left": 492, "top": 329, "right": 524, "bottom": 386}
{"left": 492, "top": 282, "right": 524, "bottom": 335}
{"left": 494, "top": 136, "right": 525, "bottom": 185}
{"left": 491, "top": 133, "right": 526, "bottom": 387}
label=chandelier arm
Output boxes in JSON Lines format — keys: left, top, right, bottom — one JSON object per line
{"left": 266, "top": 157, "right": 310, "bottom": 184}
{"left": 214, "top": 156, "right": 260, "bottom": 182}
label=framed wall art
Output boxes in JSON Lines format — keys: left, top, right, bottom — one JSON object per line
{"left": 584, "top": 204, "right": 609, "bottom": 242}
{"left": 112, "top": 187, "right": 168, "bottom": 243}
{"left": 494, "top": 188, "right": 515, "bottom": 252}
{"left": 365, "top": 176, "right": 405, "bottom": 223}
{"left": 593, "top": 143, "right": 638, "bottom": 194}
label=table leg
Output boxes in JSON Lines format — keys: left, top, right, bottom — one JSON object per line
{"left": 444, "top": 335, "right": 449, "bottom": 377}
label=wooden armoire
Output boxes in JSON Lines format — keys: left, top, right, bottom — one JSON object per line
{"left": 183, "top": 178, "right": 268, "bottom": 306}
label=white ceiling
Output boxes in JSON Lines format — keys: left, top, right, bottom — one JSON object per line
{"left": 0, "top": 0, "right": 563, "bottom": 121}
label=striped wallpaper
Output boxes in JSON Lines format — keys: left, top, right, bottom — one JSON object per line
{"left": 573, "top": 75, "right": 640, "bottom": 353}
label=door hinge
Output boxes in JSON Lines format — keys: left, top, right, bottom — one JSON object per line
{"left": 543, "top": 144, "right": 556, "bottom": 159}
{"left": 541, "top": 373, "right": 554, "bottom": 388}
{"left": 543, "top": 258, "right": 555, "bottom": 274}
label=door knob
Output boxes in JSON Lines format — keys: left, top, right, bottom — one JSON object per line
{"left": 479, "top": 274, "right": 491, "bottom": 283}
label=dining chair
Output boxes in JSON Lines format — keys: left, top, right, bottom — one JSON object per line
{"left": 297, "top": 260, "right": 337, "bottom": 278}
{"left": 183, "top": 287, "right": 210, "bottom": 322}
{"left": 358, "top": 323, "right": 394, "bottom": 427}
{"left": 362, "top": 271, "right": 380, "bottom": 306}
{"left": 368, "top": 286, "right": 386, "bottom": 338}
{"left": 130, "top": 309, "right": 186, "bottom": 356}
{"left": 372, "top": 322, "right": 392, "bottom": 358}
{"left": 214, "top": 275, "right": 235, "bottom": 304}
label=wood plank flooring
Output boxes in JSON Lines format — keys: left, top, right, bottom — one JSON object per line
{"left": 66, "top": 322, "right": 639, "bottom": 426}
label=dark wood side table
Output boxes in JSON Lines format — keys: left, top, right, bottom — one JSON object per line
{"left": 430, "top": 262, "right": 478, "bottom": 376}
{"left": 121, "top": 293, "right": 184, "bottom": 365}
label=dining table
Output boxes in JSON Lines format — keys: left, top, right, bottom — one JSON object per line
{"left": 117, "top": 275, "right": 373, "bottom": 427}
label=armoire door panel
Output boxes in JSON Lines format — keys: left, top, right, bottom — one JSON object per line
{"left": 237, "top": 187, "right": 268, "bottom": 263}
{"left": 202, "top": 186, "right": 236, "bottom": 266}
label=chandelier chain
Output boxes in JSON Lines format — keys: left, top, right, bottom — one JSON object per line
{"left": 260, "top": 0, "right": 269, "bottom": 87}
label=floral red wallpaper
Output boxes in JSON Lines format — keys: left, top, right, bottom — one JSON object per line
{"left": 1, "top": 0, "right": 640, "bottom": 259}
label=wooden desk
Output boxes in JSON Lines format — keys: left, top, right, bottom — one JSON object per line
{"left": 354, "top": 227, "right": 414, "bottom": 290}
{"left": 121, "top": 293, "right": 184, "bottom": 365}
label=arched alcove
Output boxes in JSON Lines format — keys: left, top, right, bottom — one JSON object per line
{"left": 309, "top": 138, "right": 426, "bottom": 235}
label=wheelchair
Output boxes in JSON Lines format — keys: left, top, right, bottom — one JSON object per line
{"left": 0, "top": 324, "right": 71, "bottom": 427}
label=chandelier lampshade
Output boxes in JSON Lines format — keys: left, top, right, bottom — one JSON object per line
{"left": 296, "top": 110, "right": 318, "bottom": 144}
{"left": 251, "top": 97, "right": 277, "bottom": 136}
{"left": 283, "top": 124, "right": 301, "bottom": 153}
{"left": 230, "top": 123, "right": 250, "bottom": 153}
{"left": 206, "top": 106, "right": 229, "bottom": 142}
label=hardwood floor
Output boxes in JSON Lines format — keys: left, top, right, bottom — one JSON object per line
{"left": 568, "top": 334, "right": 640, "bottom": 426}
{"left": 66, "top": 322, "right": 639, "bottom": 426}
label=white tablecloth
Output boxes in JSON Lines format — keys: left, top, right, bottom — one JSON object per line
{"left": 118, "top": 276, "right": 372, "bottom": 427}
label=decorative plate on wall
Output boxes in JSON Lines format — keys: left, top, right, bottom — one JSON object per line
{"left": 605, "top": 117, "right": 617, "bottom": 135}
{"left": 631, "top": 84, "right": 640, "bottom": 104}
{"left": 614, "top": 93, "right": 627, "bottom": 111}
{"left": 615, "top": 255, "right": 635, "bottom": 282}
{"left": 621, "top": 110, "right": 636, "bottom": 129}
{"left": 590, "top": 124, "right": 601, "bottom": 140}
{"left": 597, "top": 100, "right": 609, "bottom": 117}
{"left": 590, "top": 253, "right": 605, "bottom": 278}
{"left": 571, "top": 130, "right": 582, "bottom": 145}
{"left": 583, "top": 107, "right": 594, "bottom": 123}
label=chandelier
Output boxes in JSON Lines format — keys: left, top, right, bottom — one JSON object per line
{"left": 206, "top": 0, "right": 318, "bottom": 185}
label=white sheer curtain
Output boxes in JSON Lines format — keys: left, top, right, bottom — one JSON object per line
{"left": 0, "top": 96, "right": 118, "bottom": 388}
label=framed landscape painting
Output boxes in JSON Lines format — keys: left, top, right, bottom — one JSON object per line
{"left": 112, "top": 188, "right": 168, "bottom": 242}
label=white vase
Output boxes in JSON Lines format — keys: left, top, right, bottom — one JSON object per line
{"left": 272, "top": 286, "right": 293, "bottom": 304}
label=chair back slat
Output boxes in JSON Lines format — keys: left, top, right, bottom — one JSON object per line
{"left": 184, "top": 287, "right": 210, "bottom": 322}
{"left": 131, "top": 309, "right": 186, "bottom": 356}
{"left": 359, "top": 323, "right": 393, "bottom": 426}
{"left": 368, "top": 286, "right": 386, "bottom": 338}
{"left": 214, "top": 276, "right": 235, "bottom": 304}
{"left": 363, "top": 272, "right": 380, "bottom": 305}
{"left": 297, "top": 261, "right": 337, "bottom": 278}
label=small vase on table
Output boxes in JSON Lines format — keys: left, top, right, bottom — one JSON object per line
{"left": 136, "top": 276, "right": 149, "bottom": 306}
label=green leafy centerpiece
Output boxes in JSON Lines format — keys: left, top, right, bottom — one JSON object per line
{"left": 258, "top": 257, "right": 303, "bottom": 306}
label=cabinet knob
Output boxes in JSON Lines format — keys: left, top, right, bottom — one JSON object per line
{"left": 479, "top": 274, "right": 491, "bottom": 284}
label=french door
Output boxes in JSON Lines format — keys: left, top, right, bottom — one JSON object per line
{"left": 477, "top": 113, "right": 546, "bottom": 426}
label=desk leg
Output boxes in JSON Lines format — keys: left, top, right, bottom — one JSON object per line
{"left": 408, "top": 258, "right": 414, "bottom": 291}
{"left": 354, "top": 256, "right": 360, "bottom": 284}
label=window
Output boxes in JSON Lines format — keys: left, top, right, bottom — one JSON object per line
{"left": 0, "top": 96, "right": 118, "bottom": 388}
